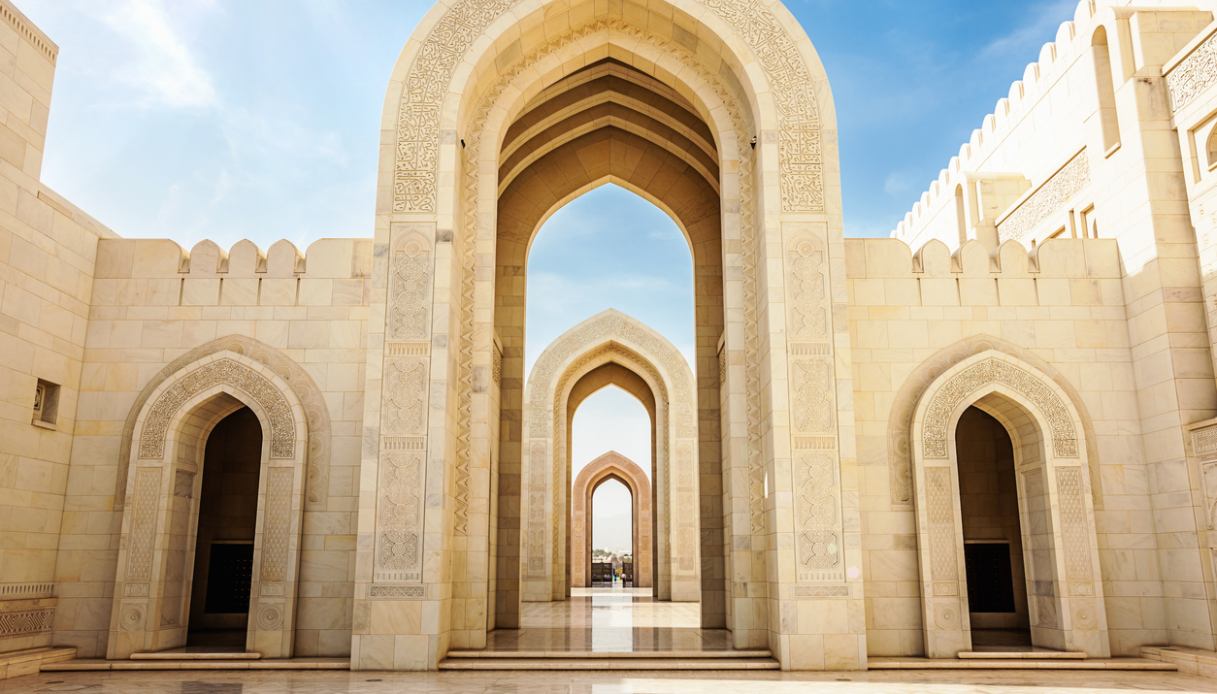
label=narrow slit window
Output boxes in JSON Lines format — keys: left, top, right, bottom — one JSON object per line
{"left": 1092, "top": 28, "right": 1121, "bottom": 154}
{"left": 954, "top": 184, "right": 968, "bottom": 246}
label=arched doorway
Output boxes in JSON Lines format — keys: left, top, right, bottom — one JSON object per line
{"left": 359, "top": 0, "right": 861, "bottom": 669}
{"left": 910, "top": 351, "right": 1109, "bottom": 658}
{"left": 571, "top": 452, "right": 653, "bottom": 590}
{"left": 590, "top": 478, "right": 632, "bottom": 587}
{"left": 520, "top": 310, "right": 699, "bottom": 611}
{"left": 108, "top": 351, "right": 310, "bottom": 659}
{"left": 954, "top": 407, "right": 1030, "bottom": 648}
{"left": 187, "top": 406, "right": 262, "bottom": 647}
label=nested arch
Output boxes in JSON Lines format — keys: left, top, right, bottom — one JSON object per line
{"left": 521, "top": 310, "right": 699, "bottom": 607}
{"left": 108, "top": 348, "right": 312, "bottom": 660}
{"left": 114, "top": 335, "right": 331, "bottom": 509}
{"left": 887, "top": 335, "right": 1104, "bottom": 509}
{"left": 381, "top": 0, "right": 838, "bottom": 218}
{"left": 910, "top": 350, "right": 1109, "bottom": 659}
{"left": 571, "top": 452, "right": 652, "bottom": 588}
{"left": 365, "top": 0, "right": 846, "bottom": 661}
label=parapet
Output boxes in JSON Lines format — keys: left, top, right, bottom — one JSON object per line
{"left": 891, "top": 0, "right": 1103, "bottom": 245}
{"left": 847, "top": 236, "right": 1122, "bottom": 279}
{"left": 92, "top": 237, "right": 373, "bottom": 308}
{"left": 96, "top": 237, "right": 372, "bottom": 279}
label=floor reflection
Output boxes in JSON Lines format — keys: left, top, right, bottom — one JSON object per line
{"left": 481, "top": 586, "right": 731, "bottom": 653}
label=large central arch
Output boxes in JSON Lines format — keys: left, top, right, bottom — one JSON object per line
{"left": 355, "top": 0, "right": 863, "bottom": 671}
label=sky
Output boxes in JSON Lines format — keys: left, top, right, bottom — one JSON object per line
{"left": 18, "top": 0, "right": 1080, "bottom": 553}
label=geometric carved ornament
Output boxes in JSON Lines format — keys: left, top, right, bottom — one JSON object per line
{"left": 922, "top": 357, "right": 1078, "bottom": 459}
{"left": 138, "top": 358, "right": 295, "bottom": 459}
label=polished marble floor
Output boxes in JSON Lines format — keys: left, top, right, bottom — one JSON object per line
{"left": 16, "top": 669, "right": 1217, "bottom": 693}
{"left": 479, "top": 586, "right": 736, "bottom": 653}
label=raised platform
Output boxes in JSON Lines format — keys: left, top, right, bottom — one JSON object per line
{"left": 1141, "top": 645, "right": 1217, "bottom": 676}
{"left": 41, "top": 657, "right": 348, "bottom": 671}
{"left": 130, "top": 648, "right": 262, "bottom": 660}
{"left": 439, "top": 654, "right": 779, "bottom": 670}
{"left": 957, "top": 649, "right": 1087, "bottom": 659}
{"left": 0, "top": 647, "right": 75, "bottom": 679}
{"left": 870, "top": 656, "right": 1175, "bottom": 671}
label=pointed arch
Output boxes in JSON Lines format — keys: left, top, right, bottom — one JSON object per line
{"left": 108, "top": 343, "right": 320, "bottom": 659}
{"left": 520, "top": 310, "right": 699, "bottom": 612}
{"left": 887, "top": 335, "right": 1103, "bottom": 510}
{"left": 115, "top": 335, "right": 330, "bottom": 509}
{"left": 570, "top": 452, "right": 652, "bottom": 589}
{"left": 910, "top": 349, "right": 1109, "bottom": 658}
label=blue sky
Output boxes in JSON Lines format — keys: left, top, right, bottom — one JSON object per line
{"left": 19, "top": 0, "right": 1078, "bottom": 552}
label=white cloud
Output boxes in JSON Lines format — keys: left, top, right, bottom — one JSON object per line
{"left": 96, "top": 0, "right": 219, "bottom": 110}
{"left": 980, "top": 0, "right": 1076, "bottom": 60}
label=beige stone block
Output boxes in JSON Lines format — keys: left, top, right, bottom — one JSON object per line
{"left": 181, "top": 278, "right": 219, "bottom": 306}
{"left": 221, "top": 278, "right": 258, "bottom": 305}
{"left": 260, "top": 278, "right": 297, "bottom": 305}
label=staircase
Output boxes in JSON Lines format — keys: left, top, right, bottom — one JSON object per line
{"left": 440, "top": 648, "right": 780, "bottom": 670}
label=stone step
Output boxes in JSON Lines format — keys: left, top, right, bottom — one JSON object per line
{"left": 439, "top": 657, "right": 780, "bottom": 670}
{"left": 870, "top": 657, "right": 1176, "bottom": 671}
{"left": 130, "top": 650, "right": 262, "bottom": 660}
{"left": 1141, "top": 645, "right": 1217, "bottom": 676}
{"left": 957, "top": 650, "right": 1087, "bottom": 659}
{"left": 0, "top": 647, "right": 76, "bottom": 679}
{"left": 445, "top": 649, "right": 773, "bottom": 659}
{"left": 42, "top": 657, "right": 348, "bottom": 671}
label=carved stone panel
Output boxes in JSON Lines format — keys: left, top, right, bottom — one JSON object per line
{"left": 139, "top": 358, "right": 296, "bottom": 459}
{"left": 392, "top": 0, "right": 514, "bottom": 212}
{"left": 382, "top": 354, "right": 428, "bottom": 437}
{"left": 126, "top": 468, "right": 162, "bottom": 589}
{"left": 1168, "top": 30, "right": 1217, "bottom": 111}
{"left": 374, "top": 444, "right": 424, "bottom": 583}
{"left": 922, "top": 358, "right": 1078, "bottom": 459}
{"left": 997, "top": 150, "right": 1089, "bottom": 243}
{"left": 699, "top": 0, "right": 824, "bottom": 212}
{"left": 925, "top": 466, "right": 958, "bottom": 589}
{"left": 1056, "top": 466, "right": 1093, "bottom": 584}
{"left": 387, "top": 232, "right": 433, "bottom": 341}
{"left": 260, "top": 467, "right": 294, "bottom": 584}
{"left": 794, "top": 451, "right": 842, "bottom": 582}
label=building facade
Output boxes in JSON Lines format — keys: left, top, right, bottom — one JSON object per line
{"left": 1, "top": 0, "right": 1217, "bottom": 673}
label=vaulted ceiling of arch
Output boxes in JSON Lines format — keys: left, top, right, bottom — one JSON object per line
{"left": 567, "top": 362, "right": 658, "bottom": 422}
{"left": 500, "top": 60, "right": 717, "bottom": 189}
{"left": 497, "top": 59, "right": 721, "bottom": 259}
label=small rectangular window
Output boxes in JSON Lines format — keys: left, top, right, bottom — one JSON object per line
{"left": 1079, "top": 205, "right": 1098, "bottom": 239}
{"left": 32, "top": 379, "right": 60, "bottom": 428}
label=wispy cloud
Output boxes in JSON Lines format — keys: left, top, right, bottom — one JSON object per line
{"left": 980, "top": 0, "right": 1076, "bottom": 60}
{"left": 96, "top": 0, "right": 218, "bottom": 109}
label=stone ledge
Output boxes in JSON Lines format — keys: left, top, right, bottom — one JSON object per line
{"left": 1141, "top": 645, "right": 1217, "bottom": 676}
{"left": 0, "top": 646, "right": 75, "bottom": 679}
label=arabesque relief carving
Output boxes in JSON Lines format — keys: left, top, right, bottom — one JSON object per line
{"left": 139, "top": 358, "right": 295, "bottom": 460}
{"left": 1168, "top": 29, "right": 1217, "bottom": 111}
{"left": 922, "top": 357, "right": 1078, "bottom": 459}
{"left": 997, "top": 150, "right": 1089, "bottom": 243}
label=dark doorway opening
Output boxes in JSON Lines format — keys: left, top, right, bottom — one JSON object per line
{"left": 956, "top": 407, "right": 1031, "bottom": 649}
{"left": 187, "top": 407, "right": 262, "bottom": 648}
